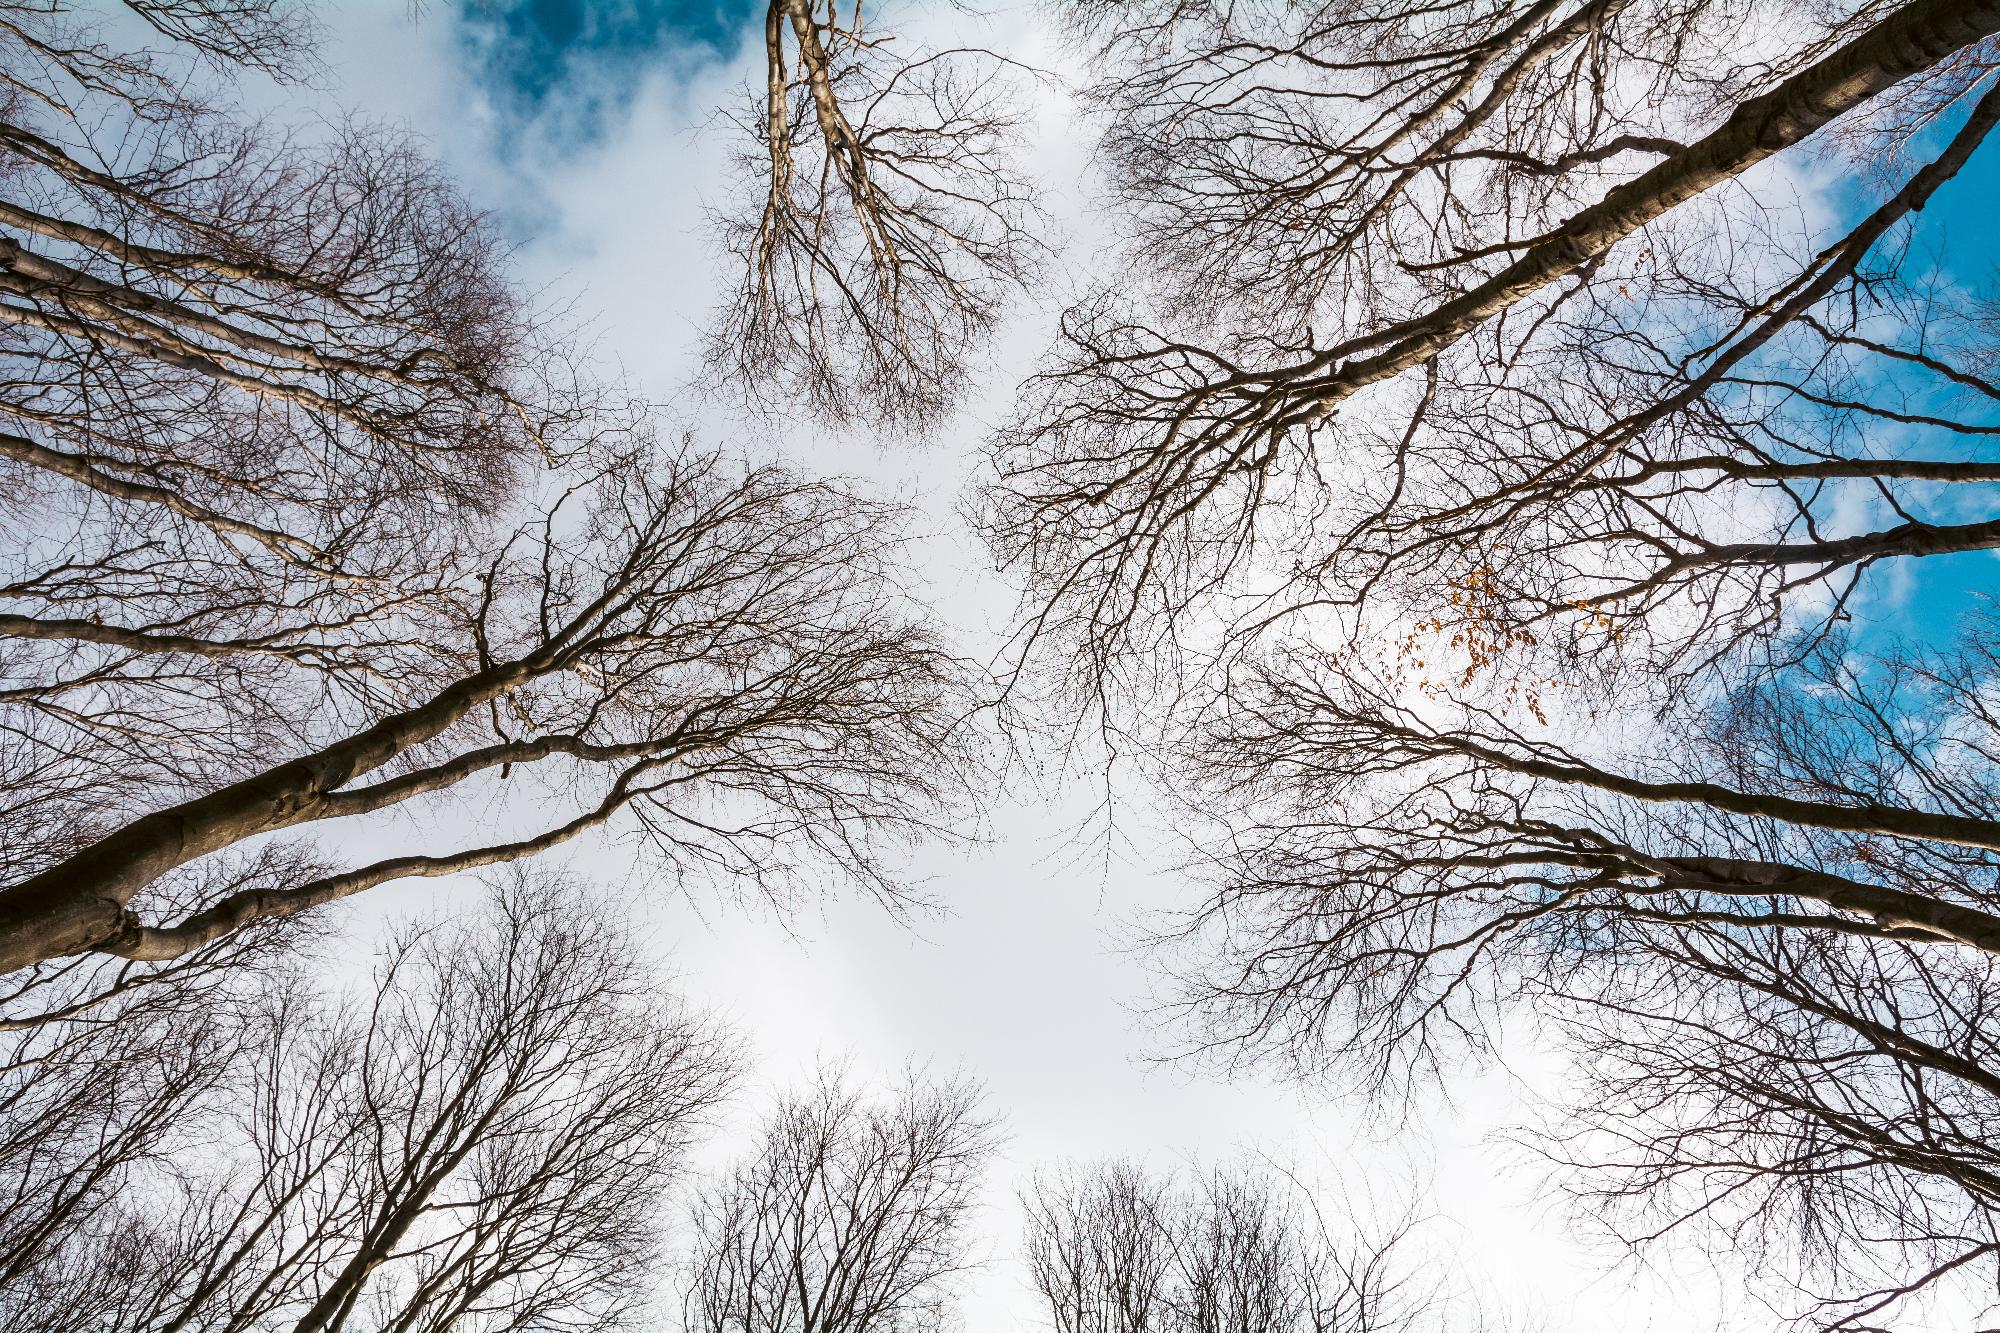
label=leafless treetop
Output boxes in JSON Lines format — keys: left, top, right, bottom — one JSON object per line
{"left": 707, "top": 0, "right": 1043, "bottom": 435}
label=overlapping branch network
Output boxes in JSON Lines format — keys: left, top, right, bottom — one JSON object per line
{"left": 975, "top": 2, "right": 2000, "bottom": 1326}
{"left": 3, "top": 879, "right": 739, "bottom": 1333}
{"left": 0, "top": 2, "right": 981, "bottom": 985}
{"left": 983, "top": 0, "right": 2000, "bottom": 687}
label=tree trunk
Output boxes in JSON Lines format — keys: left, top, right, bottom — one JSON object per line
{"left": 0, "top": 661, "right": 530, "bottom": 972}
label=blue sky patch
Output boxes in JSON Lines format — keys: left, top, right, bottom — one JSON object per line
{"left": 457, "top": 0, "right": 760, "bottom": 132}
{"left": 1835, "top": 116, "right": 2000, "bottom": 647}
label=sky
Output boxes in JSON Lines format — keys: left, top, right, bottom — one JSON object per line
{"left": 1825, "top": 98, "right": 2000, "bottom": 647}
{"left": 252, "top": 4, "right": 2000, "bottom": 1329}
{"left": 1884, "top": 141, "right": 2000, "bottom": 643}
{"left": 453, "top": 0, "right": 756, "bottom": 139}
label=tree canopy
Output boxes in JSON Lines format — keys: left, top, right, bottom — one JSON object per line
{"left": 6, "top": 1, "right": 2000, "bottom": 1328}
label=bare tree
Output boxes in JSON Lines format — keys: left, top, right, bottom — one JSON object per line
{"left": 1164, "top": 613, "right": 2000, "bottom": 1065}
{"left": 1022, "top": 1159, "right": 1445, "bottom": 1333}
{"left": 1240, "top": 106, "right": 2000, "bottom": 683}
{"left": 1532, "top": 914, "right": 2000, "bottom": 1332}
{"left": 981, "top": 0, "right": 2000, "bottom": 694}
{"left": 0, "top": 929, "right": 270, "bottom": 1324}
{"left": 1025, "top": 1161, "right": 1175, "bottom": 1333}
{"left": 0, "top": 439, "right": 978, "bottom": 974}
{"left": 1139, "top": 612, "right": 2000, "bottom": 1324}
{"left": 965, "top": 9, "right": 2000, "bottom": 1322}
{"left": 682, "top": 1069, "right": 997, "bottom": 1333}
{"left": 708, "top": 0, "right": 1041, "bottom": 433}
{"left": 36, "top": 1, "right": 2000, "bottom": 1325}
{"left": 0, "top": 0, "right": 535, "bottom": 798}
{"left": 0, "top": 1, "right": 987, "bottom": 979}
{"left": 0, "top": 873, "right": 739, "bottom": 1333}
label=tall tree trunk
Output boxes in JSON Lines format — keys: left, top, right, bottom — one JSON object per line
{"left": 0, "top": 661, "right": 530, "bottom": 971}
